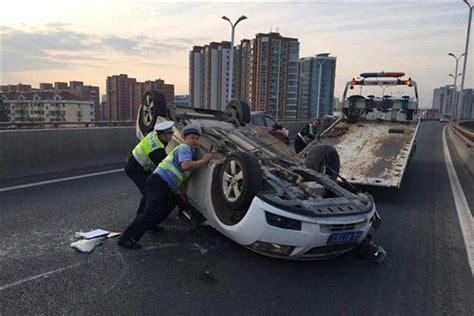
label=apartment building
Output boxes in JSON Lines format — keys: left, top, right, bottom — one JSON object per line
{"left": 298, "top": 53, "right": 337, "bottom": 119}
{"left": 106, "top": 74, "right": 175, "bottom": 121}
{"left": 189, "top": 42, "right": 232, "bottom": 110}
{"left": 0, "top": 91, "right": 94, "bottom": 123}
{"left": 0, "top": 81, "right": 101, "bottom": 120}
{"left": 106, "top": 74, "right": 137, "bottom": 121}
{"left": 432, "top": 86, "right": 456, "bottom": 118}
{"left": 134, "top": 80, "right": 174, "bottom": 113}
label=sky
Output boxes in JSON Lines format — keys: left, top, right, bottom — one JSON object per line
{"left": 1, "top": 0, "right": 473, "bottom": 108}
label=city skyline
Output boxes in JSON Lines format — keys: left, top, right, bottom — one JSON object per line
{"left": 1, "top": 0, "right": 473, "bottom": 108}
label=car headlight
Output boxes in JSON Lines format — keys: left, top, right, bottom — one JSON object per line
{"left": 265, "top": 212, "right": 302, "bottom": 230}
{"left": 249, "top": 241, "right": 295, "bottom": 256}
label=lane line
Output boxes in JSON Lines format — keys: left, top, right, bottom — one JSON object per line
{"left": 442, "top": 126, "right": 474, "bottom": 276}
{"left": 0, "top": 262, "right": 85, "bottom": 291}
{"left": 0, "top": 169, "right": 123, "bottom": 193}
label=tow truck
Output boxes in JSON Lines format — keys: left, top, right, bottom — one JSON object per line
{"left": 302, "top": 72, "right": 420, "bottom": 188}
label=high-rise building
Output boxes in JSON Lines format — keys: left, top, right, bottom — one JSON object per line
{"left": 235, "top": 33, "right": 300, "bottom": 120}
{"left": 432, "top": 86, "right": 456, "bottom": 118}
{"left": 234, "top": 39, "right": 252, "bottom": 102}
{"left": 189, "top": 42, "right": 232, "bottom": 110}
{"left": 298, "top": 53, "right": 337, "bottom": 119}
{"left": 106, "top": 74, "right": 137, "bottom": 121}
{"left": 459, "top": 89, "right": 474, "bottom": 119}
{"left": 190, "top": 33, "right": 299, "bottom": 120}
{"left": 134, "top": 79, "right": 174, "bottom": 113}
{"left": 106, "top": 74, "right": 175, "bottom": 121}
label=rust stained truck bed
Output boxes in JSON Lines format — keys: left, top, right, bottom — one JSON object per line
{"left": 315, "top": 120, "right": 419, "bottom": 187}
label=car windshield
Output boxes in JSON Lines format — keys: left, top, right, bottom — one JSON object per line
{"left": 264, "top": 116, "right": 277, "bottom": 127}
{"left": 252, "top": 115, "right": 266, "bottom": 126}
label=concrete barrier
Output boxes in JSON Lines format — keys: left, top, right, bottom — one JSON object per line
{"left": 0, "top": 121, "right": 313, "bottom": 180}
{"left": 0, "top": 127, "right": 136, "bottom": 179}
{"left": 447, "top": 125, "right": 474, "bottom": 176}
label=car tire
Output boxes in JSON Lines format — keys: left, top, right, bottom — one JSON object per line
{"left": 218, "top": 152, "right": 263, "bottom": 221}
{"left": 138, "top": 90, "right": 169, "bottom": 137}
{"left": 306, "top": 145, "right": 340, "bottom": 180}
{"left": 225, "top": 100, "right": 251, "bottom": 124}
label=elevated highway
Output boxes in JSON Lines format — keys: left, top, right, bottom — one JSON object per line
{"left": 0, "top": 121, "right": 473, "bottom": 314}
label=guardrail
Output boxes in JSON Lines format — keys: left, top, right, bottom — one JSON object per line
{"left": 0, "top": 121, "right": 135, "bottom": 130}
{"left": 451, "top": 122, "right": 474, "bottom": 144}
{"left": 459, "top": 120, "right": 474, "bottom": 132}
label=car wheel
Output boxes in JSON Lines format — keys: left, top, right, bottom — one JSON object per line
{"left": 225, "top": 100, "right": 251, "bottom": 124}
{"left": 306, "top": 145, "right": 340, "bottom": 180}
{"left": 218, "top": 152, "right": 263, "bottom": 221}
{"left": 138, "top": 90, "right": 169, "bottom": 137}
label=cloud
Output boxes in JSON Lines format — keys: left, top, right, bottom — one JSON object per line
{"left": 1, "top": 26, "right": 192, "bottom": 71}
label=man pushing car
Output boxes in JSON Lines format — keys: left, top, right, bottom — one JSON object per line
{"left": 118, "top": 123, "right": 212, "bottom": 249}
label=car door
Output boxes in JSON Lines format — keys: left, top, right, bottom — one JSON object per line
{"left": 263, "top": 115, "right": 283, "bottom": 140}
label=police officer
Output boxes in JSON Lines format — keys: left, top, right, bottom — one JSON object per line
{"left": 118, "top": 123, "right": 212, "bottom": 249}
{"left": 124, "top": 121, "right": 175, "bottom": 216}
{"left": 294, "top": 119, "right": 321, "bottom": 153}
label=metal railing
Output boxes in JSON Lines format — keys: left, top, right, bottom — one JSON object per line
{"left": 451, "top": 121, "right": 474, "bottom": 143}
{"left": 0, "top": 120, "right": 135, "bottom": 130}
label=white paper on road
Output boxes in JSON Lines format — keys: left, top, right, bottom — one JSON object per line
{"left": 70, "top": 237, "right": 106, "bottom": 253}
{"left": 78, "top": 229, "right": 110, "bottom": 239}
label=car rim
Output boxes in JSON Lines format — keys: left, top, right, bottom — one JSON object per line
{"left": 222, "top": 159, "right": 244, "bottom": 202}
{"left": 142, "top": 94, "right": 155, "bottom": 126}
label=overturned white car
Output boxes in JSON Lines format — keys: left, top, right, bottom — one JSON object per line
{"left": 136, "top": 90, "right": 384, "bottom": 261}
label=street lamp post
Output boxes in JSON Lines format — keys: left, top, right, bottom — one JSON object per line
{"left": 222, "top": 15, "right": 247, "bottom": 102}
{"left": 448, "top": 53, "right": 464, "bottom": 119}
{"left": 457, "top": 0, "right": 473, "bottom": 120}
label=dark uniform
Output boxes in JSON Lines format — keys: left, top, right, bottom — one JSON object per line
{"left": 120, "top": 143, "right": 195, "bottom": 247}
{"left": 294, "top": 122, "right": 318, "bottom": 153}
{"left": 124, "top": 121, "right": 174, "bottom": 214}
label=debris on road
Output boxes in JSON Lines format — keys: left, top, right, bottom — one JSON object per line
{"left": 70, "top": 237, "right": 106, "bottom": 253}
{"left": 77, "top": 229, "right": 110, "bottom": 239}
{"left": 70, "top": 229, "right": 121, "bottom": 253}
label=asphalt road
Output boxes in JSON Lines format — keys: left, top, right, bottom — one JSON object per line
{"left": 1, "top": 121, "right": 473, "bottom": 315}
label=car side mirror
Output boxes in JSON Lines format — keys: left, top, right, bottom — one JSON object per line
{"left": 272, "top": 123, "right": 283, "bottom": 130}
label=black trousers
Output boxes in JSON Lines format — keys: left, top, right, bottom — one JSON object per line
{"left": 294, "top": 135, "right": 307, "bottom": 153}
{"left": 124, "top": 156, "right": 150, "bottom": 214}
{"left": 122, "top": 174, "right": 179, "bottom": 242}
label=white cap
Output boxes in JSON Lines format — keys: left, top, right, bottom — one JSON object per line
{"left": 154, "top": 121, "right": 174, "bottom": 133}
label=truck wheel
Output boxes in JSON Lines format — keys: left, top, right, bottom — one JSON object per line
{"left": 218, "top": 152, "right": 263, "bottom": 222}
{"left": 306, "top": 145, "right": 340, "bottom": 180}
{"left": 226, "top": 100, "right": 251, "bottom": 124}
{"left": 138, "top": 90, "right": 169, "bottom": 137}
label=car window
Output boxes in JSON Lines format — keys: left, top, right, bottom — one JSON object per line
{"left": 264, "top": 116, "right": 277, "bottom": 127}
{"left": 252, "top": 115, "right": 266, "bottom": 126}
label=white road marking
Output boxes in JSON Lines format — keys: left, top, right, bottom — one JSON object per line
{"left": 0, "top": 169, "right": 123, "bottom": 192}
{"left": 0, "top": 262, "right": 84, "bottom": 291}
{"left": 442, "top": 126, "right": 474, "bottom": 276}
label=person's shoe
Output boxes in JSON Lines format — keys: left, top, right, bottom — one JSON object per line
{"left": 117, "top": 236, "right": 141, "bottom": 249}
{"left": 147, "top": 224, "right": 164, "bottom": 233}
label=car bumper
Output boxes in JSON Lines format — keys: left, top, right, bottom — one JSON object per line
{"left": 227, "top": 197, "right": 378, "bottom": 260}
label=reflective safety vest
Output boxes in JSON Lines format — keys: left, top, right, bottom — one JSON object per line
{"left": 132, "top": 132, "right": 165, "bottom": 171}
{"left": 298, "top": 123, "right": 315, "bottom": 145}
{"left": 158, "top": 144, "right": 192, "bottom": 188}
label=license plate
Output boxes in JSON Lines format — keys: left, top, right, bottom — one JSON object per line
{"left": 327, "top": 231, "right": 363, "bottom": 245}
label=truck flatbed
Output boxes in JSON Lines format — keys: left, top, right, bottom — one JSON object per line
{"left": 314, "top": 119, "right": 419, "bottom": 187}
